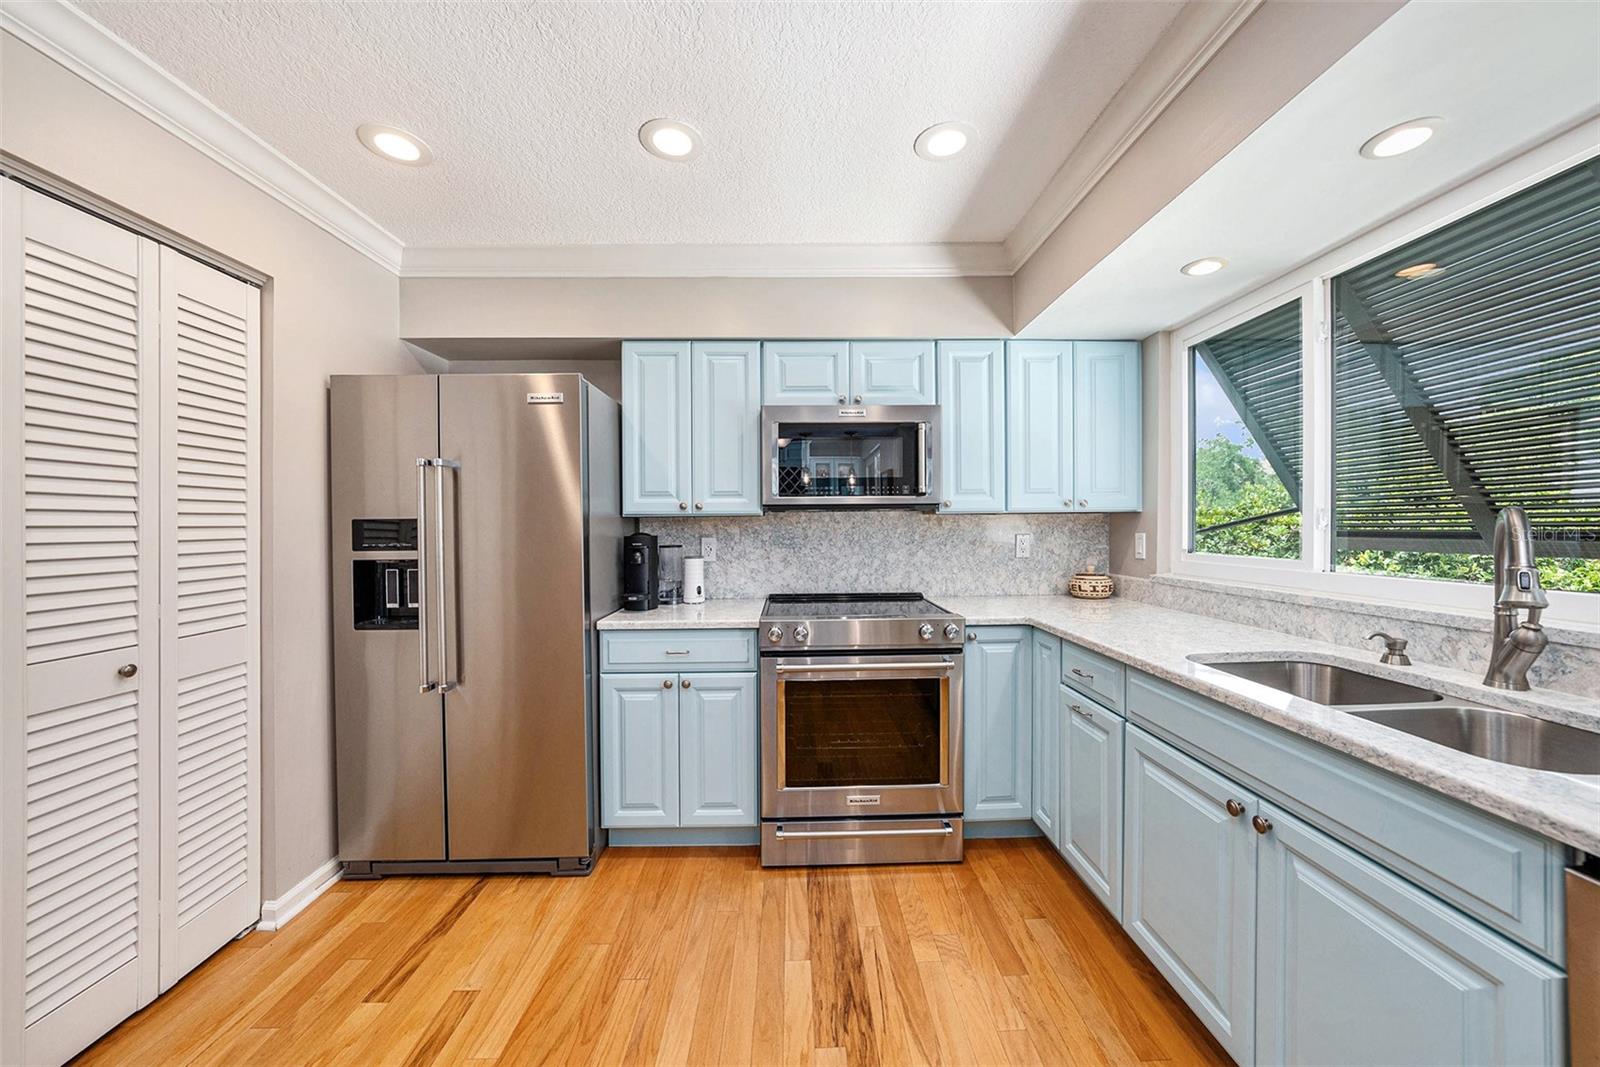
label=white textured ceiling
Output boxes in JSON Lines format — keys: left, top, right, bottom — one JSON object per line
{"left": 77, "top": 0, "right": 1184, "bottom": 248}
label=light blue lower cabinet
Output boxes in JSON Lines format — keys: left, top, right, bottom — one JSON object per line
{"left": 679, "top": 673, "right": 758, "bottom": 827}
{"left": 1030, "top": 632, "right": 1062, "bottom": 845}
{"left": 1124, "top": 724, "right": 1258, "bottom": 1064}
{"left": 1255, "top": 802, "right": 1564, "bottom": 1067}
{"left": 1059, "top": 689, "right": 1123, "bottom": 921}
{"left": 600, "top": 673, "right": 680, "bottom": 828}
{"left": 964, "top": 626, "right": 1032, "bottom": 821}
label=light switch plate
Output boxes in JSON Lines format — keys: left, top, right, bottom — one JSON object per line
{"left": 1015, "top": 533, "right": 1032, "bottom": 559}
{"left": 1135, "top": 532, "right": 1147, "bottom": 560}
{"left": 701, "top": 536, "right": 717, "bottom": 562}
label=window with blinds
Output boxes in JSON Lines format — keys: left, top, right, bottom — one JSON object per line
{"left": 1331, "top": 158, "right": 1600, "bottom": 593}
{"left": 1189, "top": 300, "right": 1303, "bottom": 559}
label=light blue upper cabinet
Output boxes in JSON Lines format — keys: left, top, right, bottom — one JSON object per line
{"left": 964, "top": 626, "right": 1032, "bottom": 822}
{"left": 849, "top": 341, "right": 935, "bottom": 405}
{"left": 1005, "top": 340, "right": 1074, "bottom": 512}
{"left": 1030, "top": 631, "right": 1062, "bottom": 846}
{"left": 621, "top": 342, "right": 691, "bottom": 515}
{"left": 762, "top": 340, "right": 849, "bottom": 405}
{"left": 1254, "top": 803, "right": 1564, "bottom": 1067}
{"left": 1073, "top": 341, "right": 1142, "bottom": 511}
{"left": 937, "top": 341, "right": 1007, "bottom": 513}
{"left": 1123, "top": 724, "right": 1257, "bottom": 1064}
{"left": 690, "top": 342, "right": 761, "bottom": 515}
{"left": 678, "top": 672, "right": 759, "bottom": 827}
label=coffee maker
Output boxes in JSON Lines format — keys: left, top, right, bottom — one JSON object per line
{"left": 622, "top": 532, "right": 659, "bottom": 611}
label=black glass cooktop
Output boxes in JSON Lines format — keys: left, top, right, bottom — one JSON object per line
{"left": 761, "top": 592, "right": 951, "bottom": 620}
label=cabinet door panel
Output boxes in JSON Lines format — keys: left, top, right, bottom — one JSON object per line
{"left": 762, "top": 341, "right": 848, "bottom": 405}
{"left": 1030, "top": 632, "right": 1061, "bottom": 844}
{"left": 963, "top": 627, "right": 1031, "bottom": 821}
{"left": 1060, "top": 692, "right": 1123, "bottom": 920}
{"left": 1256, "top": 804, "right": 1563, "bottom": 1067}
{"left": 1124, "top": 725, "right": 1256, "bottom": 1064}
{"left": 690, "top": 342, "right": 760, "bottom": 515}
{"left": 600, "top": 674, "right": 679, "bottom": 827}
{"left": 850, "top": 340, "right": 935, "bottom": 404}
{"left": 936, "top": 341, "right": 1006, "bottom": 512}
{"left": 1073, "top": 341, "right": 1141, "bottom": 510}
{"left": 679, "top": 673, "right": 758, "bottom": 826}
{"left": 621, "top": 342, "right": 690, "bottom": 515}
{"left": 1006, "top": 341, "right": 1073, "bottom": 512}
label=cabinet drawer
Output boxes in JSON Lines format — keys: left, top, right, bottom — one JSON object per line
{"left": 600, "top": 630, "right": 757, "bottom": 672}
{"left": 1127, "top": 673, "right": 1568, "bottom": 962}
{"left": 1060, "top": 640, "right": 1125, "bottom": 712}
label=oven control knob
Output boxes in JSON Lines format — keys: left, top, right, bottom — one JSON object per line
{"left": 944, "top": 623, "right": 961, "bottom": 640}
{"left": 793, "top": 624, "right": 810, "bottom": 643}
{"left": 767, "top": 625, "right": 784, "bottom": 644}
{"left": 919, "top": 623, "right": 934, "bottom": 641}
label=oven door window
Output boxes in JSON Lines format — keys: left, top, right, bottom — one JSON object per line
{"left": 780, "top": 676, "right": 946, "bottom": 788}
{"left": 774, "top": 421, "right": 922, "bottom": 499}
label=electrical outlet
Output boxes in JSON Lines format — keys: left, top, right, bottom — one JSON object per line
{"left": 1015, "top": 533, "right": 1032, "bottom": 559}
{"left": 1135, "top": 532, "right": 1147, "bottom": 560}
{"left": 701, "top": 536, "right": 717, "bottom": 563}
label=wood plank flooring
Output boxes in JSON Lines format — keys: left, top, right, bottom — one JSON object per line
{"left": 75, "top": 839, "right": 1229, "bottom": 1066}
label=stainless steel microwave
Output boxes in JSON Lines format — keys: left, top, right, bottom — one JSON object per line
{"left": 761, "top": 405, "right": 939, "bottom": 509}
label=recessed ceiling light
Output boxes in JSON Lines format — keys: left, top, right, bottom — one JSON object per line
{"left": 357, "top": 123, "right": 432, "bottom": 165}
{"left": 1395, "top": 262, "right": 1444, "bottom": 280}
{"left": 1180, "top": 257, "right": 1228, "bottom": 277}
{"left": 914, "top": 122, "right": 975, "bottom": 161}
{"left": 639, "top": 119, "right": 702, "bottom": 162}
{"left": 1359, "top": 118, "right": 1441, "bottom": 159}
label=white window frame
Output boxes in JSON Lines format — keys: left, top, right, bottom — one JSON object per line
{"left": 1166, "top": 127, "right": 1600, "bottom": 629}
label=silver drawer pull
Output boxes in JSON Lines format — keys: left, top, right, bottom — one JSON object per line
{"left": 775, "top": 822, "right": 954, "bottom": 840}
{"left": 1070, "top": 667, "right": 1095, "bottom": 681}
{"left": 1070, "top": 703, "right": 1091, "bottom": 719}
{"left": 775, "top": 661, "right": 953, "bottom": 674}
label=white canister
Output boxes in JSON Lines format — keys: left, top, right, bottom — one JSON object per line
{"left": 682, "top": 557, "right": 706, "bottom": 604}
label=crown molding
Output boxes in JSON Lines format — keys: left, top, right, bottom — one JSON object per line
{"left": 400, "top": 242, "right": 1013, "bottom": 279}
{"left": 1003, "top": 0, "right": 1261, "bottom": 270}
{"left": 0, "top": 0, "right": 405, "bottom": 274}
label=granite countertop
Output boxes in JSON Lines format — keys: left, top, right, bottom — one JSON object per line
{"left": 597, "top": 595, "right": 1600, "bottom": 852}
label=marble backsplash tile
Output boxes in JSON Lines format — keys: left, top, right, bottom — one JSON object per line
{"left": 1115, "top": 573, "right": 1599, "bottom": 697}
{"left": 640, "top": 512, "right": 1109, "bottom": 599}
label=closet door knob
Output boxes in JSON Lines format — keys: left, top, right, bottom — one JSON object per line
{"left": 117, "top": 663, "right": 138, "bottom": 678}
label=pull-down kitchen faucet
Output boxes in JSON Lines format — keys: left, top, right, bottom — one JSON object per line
{"left": 1483, "top": 506, "right": 1549, "bottom": 691}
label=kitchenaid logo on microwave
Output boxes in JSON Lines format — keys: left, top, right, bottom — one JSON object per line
{"left": 526, "top": 392, "right": 565, "bottom": 404}
{"left": 846, "top": 794, "right": 881, "bottom": 806}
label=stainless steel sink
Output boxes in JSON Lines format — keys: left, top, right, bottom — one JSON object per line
{"left": 1348, "top": 705, "right": 1600, "bottom": 776}
{"left": 1205, "top": 659, "right": 1445, "bottom": 706}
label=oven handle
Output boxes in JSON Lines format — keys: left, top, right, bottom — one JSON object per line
{"left": 775, "top": 822, "right": 954, "bottom": 840}
{"left": 774, "top": 661, "right": 954, "bottom": 675}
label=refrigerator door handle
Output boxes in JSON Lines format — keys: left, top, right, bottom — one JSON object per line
{"left": 434, "top": 458, "right": 461, "bottom": 691}
{"left": 416, "top": 459, "right": 436, "bottom": 693}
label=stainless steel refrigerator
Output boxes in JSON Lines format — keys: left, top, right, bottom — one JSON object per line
{"left": 329, "top": 373, "right": 623, "bottom": 875}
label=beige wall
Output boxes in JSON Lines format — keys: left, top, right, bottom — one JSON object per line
{"left": 2, "top": 34, "right": 419, "bottom": 899}
{"left": 400, "top": 275, "right": 1014, "bottom": 339}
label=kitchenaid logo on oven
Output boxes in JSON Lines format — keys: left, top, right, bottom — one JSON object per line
{"left": 846, "top": 794, "right": 881, "bottom": 806}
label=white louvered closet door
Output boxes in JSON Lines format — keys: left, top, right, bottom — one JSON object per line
{"left": 2, "top": 185, "right": 161, "bottom": 1067}
{"left": 156, "top": 247, "right": 260, "bottom": 991}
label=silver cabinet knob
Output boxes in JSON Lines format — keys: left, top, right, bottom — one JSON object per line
{"left": 662, "top": 679, "right": 673, "bottom": 689}
{"left": 694, "top": 502, "right": 704, "bottom": 511}
{"left": 117, "top": 663, "right": 138, "bottom": 678}
{"left": 966, "top": 631, "right": 976, "bottom": 641}
{"left": 678, "top": 501, "right": 688, "bottom": 511}
{"left": 837, "top": 395, "right": 846, "bottom": 403}
{"left": 767, "top": 625, "right": 784, "bottom": 644}
{"left": 1064, "top": 500, "right": 1073, "bottom": 508}
{"left": 854, "top": 395, "right": 862, "bottom": 403}
{"left": 944, "top": 623, "right": 960, "bottom": 640}
{"left": 681, "top": 678, "right": 692, "bottom": 688}
{"left": 918, "top": 623, "right": 934, "bottom": 640}
{"left": 1252, "top": 815, "right": 1273, "bottom": 835}
{"left": 1078, "top": 499, "right": 1088, "bottom": 507}
{"left": 793, "top": 624, "right": 809, "bottom": 642}
{"left": 943, "top": 500, "right": 952, "bottom": 507}
{"left": 1225, "top": 799, "right": 1245, "bottom": 818}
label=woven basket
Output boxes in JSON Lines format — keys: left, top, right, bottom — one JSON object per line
{"left": 1068, "top": 572, "right": 1114, "bottom": 599}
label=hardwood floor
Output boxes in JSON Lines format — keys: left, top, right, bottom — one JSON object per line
{"left": 76, "top": 839, "right": 1229, "bottom": 1066}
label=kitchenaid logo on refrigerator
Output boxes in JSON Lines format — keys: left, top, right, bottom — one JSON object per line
{"left": 526, "top": 392, "right": 565, "bottom": 404}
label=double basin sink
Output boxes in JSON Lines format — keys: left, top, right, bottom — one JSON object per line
{"left": 1203, "top": 659, "right": 1600, "bottom": 776}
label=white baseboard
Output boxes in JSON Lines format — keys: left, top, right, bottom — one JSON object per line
{"left": 256, "top": 857, "right": 341, "bottom": 931}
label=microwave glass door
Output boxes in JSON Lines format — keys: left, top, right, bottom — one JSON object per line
{"left": 780, "top": 675, "right": 947, "bottom": 788}
{"left": 774, "top": 420, "right": 922, "bottom": 500}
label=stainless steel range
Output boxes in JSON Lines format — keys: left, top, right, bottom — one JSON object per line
{"left": 759, "top": 593, "right": 964, "bottom": 866}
